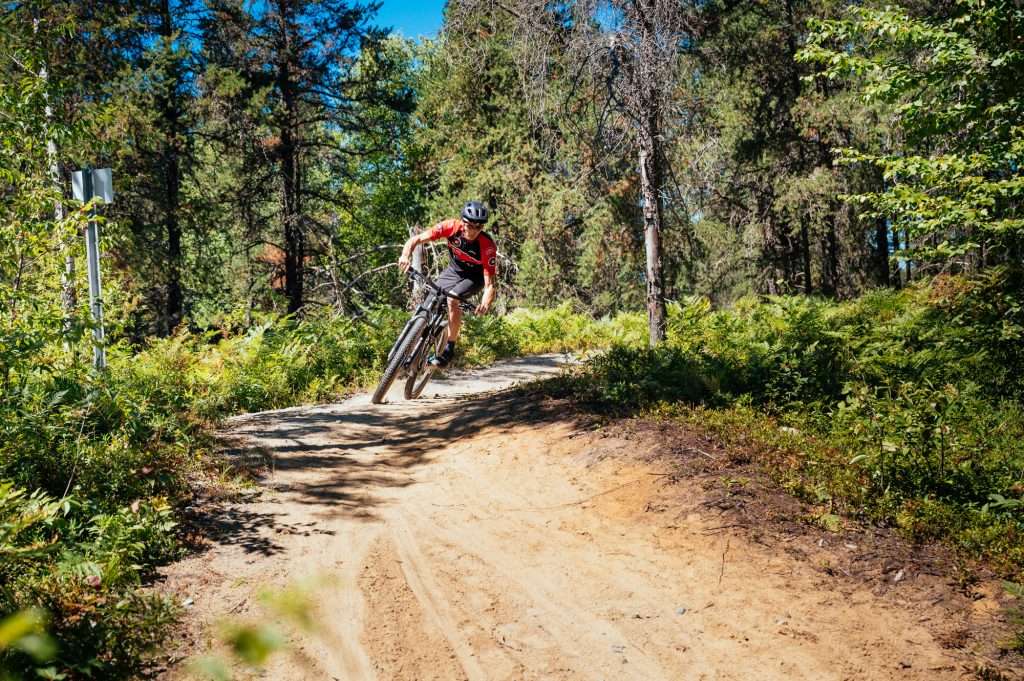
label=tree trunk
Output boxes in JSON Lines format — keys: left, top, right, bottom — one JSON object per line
{"left": 410, "top": 224, "right": 425, "bottom": 309}
{"left": 1009, "top": 232, "right": 1021, "bottom": 265}
{"left": 821, "top": 223, "right": 838, "bottom": 297}
{"left": 53, "top": 150, "right": 75, "bottom": 329}
{"left": 36, "top": 15, "right": 76, "bottom": 334}
{"left": 278, "top": 0, "right": 304, "bottom": 314}
{"left": 904, "top": 230, "right": 913, "bottom": 282}
{"left": 160, "top": 0, "right": 183, "bottom": 334}
{"left": 281, "top": 122, "right": 304, "bottom": 315}
{"left": 800, "top": 221, "right": 812, "bottom": 294}
{"left": 638, "top": 116, "right": 666, "bottom": 346}
{"left": 874, "top": 217, "right": 890, "bottom": 287}
{"left": 891, "top": 226, "right": 902, "bottom": 288}
{"left": 760, "top": 206, "right": 786, "bottom": 295}
{"left": 633, "top": 0, "right": 666, "bottom": 346}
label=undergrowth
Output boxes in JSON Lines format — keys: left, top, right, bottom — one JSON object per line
{"left": 0, "top": 300, "right": 642, "bottom": 678}
{"left": 529, "top": 269, "right": 1024, "bottom": 580}
{"left": 0, "top": 307, "right": 405, "bottom": 678}
{"left": 4, "top": 271, "right": 1023, "bottom": 676}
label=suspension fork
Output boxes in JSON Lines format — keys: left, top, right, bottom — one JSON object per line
{"left": 388, "top": 308, "right": 429, "bottom": 363}
{"left": 408, "top": 302, "right": 448, "bottom": 370}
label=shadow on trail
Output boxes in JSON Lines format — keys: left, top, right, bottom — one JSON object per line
{"left": 221, "top": 373, "right": 584, "bottom": 523}
{"left": 192, "top": 505, "right": 287, "bottom": 557}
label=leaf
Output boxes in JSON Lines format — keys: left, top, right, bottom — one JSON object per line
{"left": 17, "top": 633, "right": 57, "bottom": 662}
{"left": 187, "top": 656, "right": 232, "bottom": 681}
{"left": 223, "top": 624, "right": 284, "bottom": 666}
{"left": 0, "top": 609, "right": 56, "bottom": 663}
{"left": 0, "top": 609, "right": 46, "bottom": 649}
{"left": 817, "top": 513, "right": 843, "bottom": 532}
{"left": 986, "top": 494, "right": 1022, "bottom": 511}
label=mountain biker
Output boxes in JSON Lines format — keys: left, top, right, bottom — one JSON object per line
{"left": 397, "top": 200, "right": 497, "bottom": 367}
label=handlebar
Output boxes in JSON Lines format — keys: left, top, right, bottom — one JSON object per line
{"left": 407, "top": 268, "right": 474, "bottom": 310}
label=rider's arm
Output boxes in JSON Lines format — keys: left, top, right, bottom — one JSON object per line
{"left": 476, "top": 238, "right": 498, "bottom": 315}
{"left": 476, "top": 270, "right": 496, "bottom": 315}
{"left": 398, "top": 230, "right": 432, "bottom": 272}
{"left": 398, "top": 220, "right": 460, "bottom": 272}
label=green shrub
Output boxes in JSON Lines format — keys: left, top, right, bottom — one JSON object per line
{"left": 0, "top": 305, "right": 414, "bottom": 678}
{"left": 543, "top": 271, "right": 1024, "bottom": 578}
{"left": 559, "top": 345, "right": 716, "bottom": 409}
{"left": 1, "top": 482, "right": 180, "bottom": 678}
{"left": 502, "top": 303, "right": 646, "bottom": 354}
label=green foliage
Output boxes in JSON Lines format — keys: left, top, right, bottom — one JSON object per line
{"left": 1, "top": 12, "right": 187, "bottom": 674}
{"left": 118, "top": 308, "right": 407, "bottom": 421}
{"left": 1005, "top": 581, "right": 1024, "bottom": 652}
{"left": 0, "top": 305, "right": 415, "bottom": 678}
{"left": 683, "top": 0, "right": 880, "bottom": 298}
{"left": 569, "top": 345, "right": 715, "bottom": 407}
{"left": 0, "top": 481, "right": 180, "bottom": 678}
{"left": 500, "top": 304, "right": 646, "bottom": 355}
{"left": 0, "top": 609, "right": 57, "bottom": 679}
{"left": 800, "top": 1, "right": 1024, "bottom": 260}
{"left": 412, "top": 8, "right": 645, "bottom": 311}
{"left": 542, "top": 272, "right": 1024, "bottom": 577}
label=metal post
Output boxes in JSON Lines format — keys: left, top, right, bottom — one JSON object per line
{"left": 83, "top": 170, "right": 106, "bottom": 370}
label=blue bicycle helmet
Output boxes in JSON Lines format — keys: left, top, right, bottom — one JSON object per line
{"left": 461, "top": 200, "right": 489, "bottom": 225}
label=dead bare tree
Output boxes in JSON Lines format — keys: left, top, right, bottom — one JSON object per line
{"left": 448, "top": 0, "right": 698, "bottom": 345}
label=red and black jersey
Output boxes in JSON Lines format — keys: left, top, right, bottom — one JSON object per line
{"left": 427, "top": 219, "right": 497, "bottom": 279}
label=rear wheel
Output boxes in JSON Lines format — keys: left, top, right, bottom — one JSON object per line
{"left": 404, "top": 322, "right": 449, "bottom": 400}
{"left": 372, "top": 315, "right": 427, "bottom": 404}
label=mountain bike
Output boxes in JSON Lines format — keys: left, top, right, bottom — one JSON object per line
{"left": 371, "top": 269, "right": 474, "bottom": 404}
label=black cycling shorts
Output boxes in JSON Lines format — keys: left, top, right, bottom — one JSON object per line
{"left": 435, "top": 265, "right": 483, "bottom": 299}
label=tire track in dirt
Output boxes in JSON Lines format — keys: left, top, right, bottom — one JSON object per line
{"left": 386, "top": 513, "right": 488, "bottom": 680}
{"left": 359, "top": 533, "right": 469, "bottom": 681}
{"left": 399, "top": 424, "right": 957, "bottom": 681}
{"left": 384, "top": 424, "right": 928, "bottom": 681}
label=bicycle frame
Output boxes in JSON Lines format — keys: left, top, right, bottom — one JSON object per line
{"left": 387, "top": 273, "right": 465, "bottom": 365}
{"left": 372, "top": 269, "right": 473, "bottom": 404}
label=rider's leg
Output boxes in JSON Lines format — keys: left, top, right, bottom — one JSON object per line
{"left": 429, "top": 289, "right": 461, "bottom": 367}
{"left": 447, "top": 296, "right": 463, "bottom": 342}
{"left": 430, "top": 268, "right": 482, "bottom": 366}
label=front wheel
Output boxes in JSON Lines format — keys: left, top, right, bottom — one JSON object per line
{"left": 372, "top": 316, "right": 427, "bottom": 404}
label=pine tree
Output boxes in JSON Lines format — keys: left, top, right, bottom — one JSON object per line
{"left": 202, "top": 0, "right": 413, "bottom": 314}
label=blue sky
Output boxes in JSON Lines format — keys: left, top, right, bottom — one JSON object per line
{"left": 375, "top": 0, "right": 446, "bottom": 40}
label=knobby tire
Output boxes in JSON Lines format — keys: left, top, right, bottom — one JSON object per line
{"left": 372, "top": 315, "right": 427, "bottom": 404}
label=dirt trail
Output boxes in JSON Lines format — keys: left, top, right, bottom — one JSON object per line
{"left": 160, "top": 355, "right": 989, "bottom": 680}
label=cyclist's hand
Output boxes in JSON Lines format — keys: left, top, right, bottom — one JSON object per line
{"left": 475, "top": 301, "right": 490, "bottom": 315}
{"left": 398, "top": 253, "right": 411, "bottom": 273}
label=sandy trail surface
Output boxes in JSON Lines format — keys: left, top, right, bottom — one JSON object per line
{"left": 160, "top": 355, "right": 982, "bottom": 680}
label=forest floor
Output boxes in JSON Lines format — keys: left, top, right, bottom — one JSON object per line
{"left": 156, "top": 355, "right": 1021, "bottom": 680}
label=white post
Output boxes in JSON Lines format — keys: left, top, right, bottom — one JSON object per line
{"left": 81, "top": 170, "right": 106, "bottom": 370}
